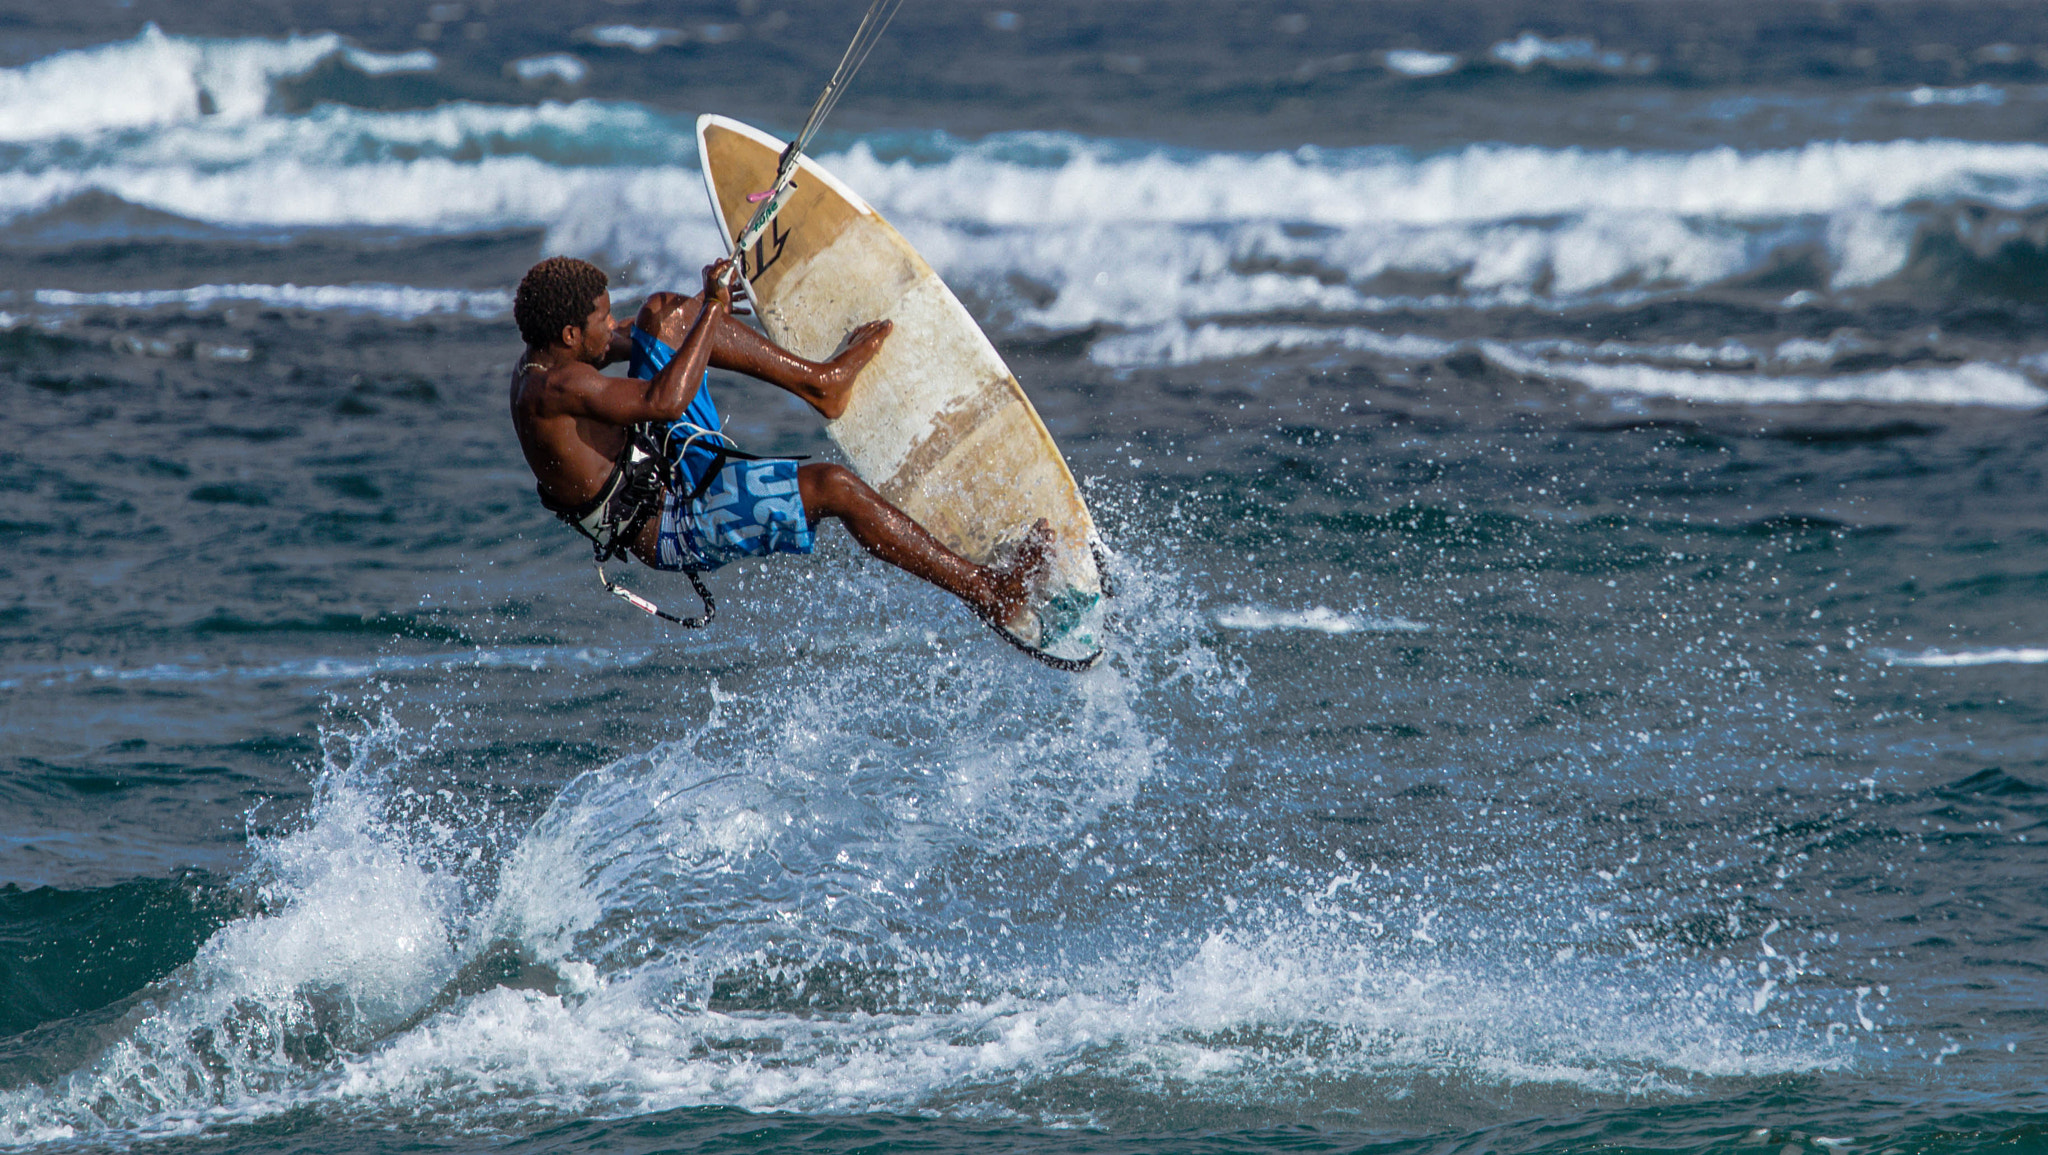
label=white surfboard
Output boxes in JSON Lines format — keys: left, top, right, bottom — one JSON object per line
{"left": 695, "top": 114, "right": 1105, "bottom": 669}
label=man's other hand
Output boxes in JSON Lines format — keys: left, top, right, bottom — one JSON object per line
{"left": 702, "top": 259, "right": 736, "bottom": 313}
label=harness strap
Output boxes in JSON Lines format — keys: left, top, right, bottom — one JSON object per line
{"left": 538, "top": 426, "right": 665, "bottom": 563}
{"left": 683, "top": 442, "right": 805, "bottom": 504}
{"left": 655, "top": 421, "right": 808, "bottom": 505}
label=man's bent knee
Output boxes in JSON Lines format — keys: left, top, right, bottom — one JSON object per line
{"left": 797, "top": 462, "right": 870, "bottom": 522}
{"left": 634, "top": 292, "right": 677, "bottom": 328}
{"left": 635, "top": 291, "right": 700, "bottom": 341}
{"left": 797, "top": 462, "right": 846, "bottom": 520}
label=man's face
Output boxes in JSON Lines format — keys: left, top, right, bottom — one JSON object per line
{"left": 567, "top": 292, "right": 614, "bottom": 362}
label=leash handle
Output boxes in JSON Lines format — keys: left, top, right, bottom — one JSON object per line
{"left": 598, "top": 559, "right": 715, "bottom": 628}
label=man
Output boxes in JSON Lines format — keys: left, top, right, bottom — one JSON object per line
{"left": 509, "top": 254, "right": 1049, "bottom": 630}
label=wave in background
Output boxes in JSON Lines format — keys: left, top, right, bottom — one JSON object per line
{"left": 1215, "top": 606, "right": 1431, "bottom": 634}
{"left": 4, "top": 29, "right": 2048, "bottom": 410}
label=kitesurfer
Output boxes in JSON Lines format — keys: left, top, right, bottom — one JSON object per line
{"left": 509, "top": 254, "right": 1051, "bottom": 627}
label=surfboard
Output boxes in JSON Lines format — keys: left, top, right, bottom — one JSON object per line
{"left": 695, "top": 114, "right": 1106, "bottom": 670}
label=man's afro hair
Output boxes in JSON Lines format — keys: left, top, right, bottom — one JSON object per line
{"left": 514, "top": 256, "right": 608, "bottom": 348}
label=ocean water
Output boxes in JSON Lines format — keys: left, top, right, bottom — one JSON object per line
{"left": 2, "top": 2, "right": 2045, "bottom": 1152}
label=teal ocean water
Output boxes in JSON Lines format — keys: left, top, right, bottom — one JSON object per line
{"left": 2, "top": 3, "right": 2045, "bottom": 1152}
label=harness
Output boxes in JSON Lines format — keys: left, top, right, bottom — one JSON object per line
{"left": 539, "top": 420, "right": 806, "bottom": 629}
{"left": 539, "top": 424, "right": 665, "bottom": 562}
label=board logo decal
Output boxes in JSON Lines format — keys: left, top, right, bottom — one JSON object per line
{"left": 737, "top": 216, "right": 790, "bottom": 282}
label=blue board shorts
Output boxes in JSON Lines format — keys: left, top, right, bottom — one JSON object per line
{"left": 627, "top": 322, "right": 815, "bottom": 573}
{"left": 653, "top": 456, "right": 816, "bottom": 573}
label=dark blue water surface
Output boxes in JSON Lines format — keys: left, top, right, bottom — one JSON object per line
{"left": 2, "top": 2, "right": 2045, "bottom": 1152}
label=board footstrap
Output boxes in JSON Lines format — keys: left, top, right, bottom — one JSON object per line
{"left": 989, "top": 623, "right": 1104, "bottom": 673}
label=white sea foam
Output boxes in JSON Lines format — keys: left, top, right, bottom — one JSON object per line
{"left": 10, "top": 77, "right": 2048, "bottom": 293}
{"left": 1089, "top": 323, "right": 2048, "bottom": 408}
{"left": 706, "top": 135, "right": 2048, "bottom": 335}
{"left": 8, "top": 42, "right": 2048, "bottom": 329}
{"left": 1384, "top": 49, "right": 1459, "bottom": 78}
{"left": 1216, "top": 606, "right": 1430, "bottom": 635}
{"left": 582, "top": 24, "right": 685, "bottom": 51}
{"left": 1484, "top": 343, "right": 2048, "bottom": 409}
{"left": 824, "top": 136, "right": 2048, "bottom": 227}
{"left": 1881, "top": 646, "right": 2048, "bottom": 667}
{"left": 1902, "top": 84, "right": 2004, "bottom": 107}
{"left": 510, "top": 54, "right": 587, "bottom": 85}
{"left": 341, "top": 47, "right": 438, "bottom": 75}
{"left": 301, "top": 921, "right": 1844, "bottom": 1128}
{"left": 1093, "top": 323, "right": 1453, "bottom": 368}
{"left": 35, "top": 283, "right": 509, "bottom": 318}
{"left": 1774, "top": 335, "right": 1864, "bottom": 366}
{"left": 9, "top": 31, "right": 2048, "bottom": 220}
{"left": 15, "top": 32, "right": 2048, "bottom": 370}
{"left": 0, "top": 26, "right": 357, "bottom": 141}
{"left": 1489, "top": 32, "right": 1651, "bottom": 75}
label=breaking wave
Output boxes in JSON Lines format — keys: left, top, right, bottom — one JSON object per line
{"left": 10, "top": 28, "right": 2048, "bottom": 409}
{"left": 6, "top": 33, "right": 2048, "bottom": 314}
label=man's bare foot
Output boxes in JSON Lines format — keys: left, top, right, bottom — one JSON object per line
{"left": 814, "top": 319, "right": 893, "bottom": 419}
{"left": 977, "top": 518, "right": 1055, "bottom": 627}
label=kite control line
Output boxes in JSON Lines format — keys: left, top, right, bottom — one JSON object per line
{"left": 721, "top": 0, "right": 907, "bottom": 290}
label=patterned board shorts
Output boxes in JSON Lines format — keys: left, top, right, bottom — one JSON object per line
{"left": 654, "top": 456, "right": 815, "bottom": 572}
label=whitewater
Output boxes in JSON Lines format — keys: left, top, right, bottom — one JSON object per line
{"left": 5, "top": 27, "right": 2048, "bottom": 406}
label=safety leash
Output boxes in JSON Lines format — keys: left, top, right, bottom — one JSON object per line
{"left": 597, "top": 555, "right": 714, "bottom": 627}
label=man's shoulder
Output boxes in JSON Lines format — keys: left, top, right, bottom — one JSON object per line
{"left": 519, "top": 358, "right": 614, "bottom": 407}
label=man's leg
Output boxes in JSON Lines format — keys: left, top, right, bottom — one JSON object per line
{"left": 636, "top": 294, "right": 888, "bottom": 420}
{"left": 797, "top": 463, "right": 1050, "bottom": 625}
